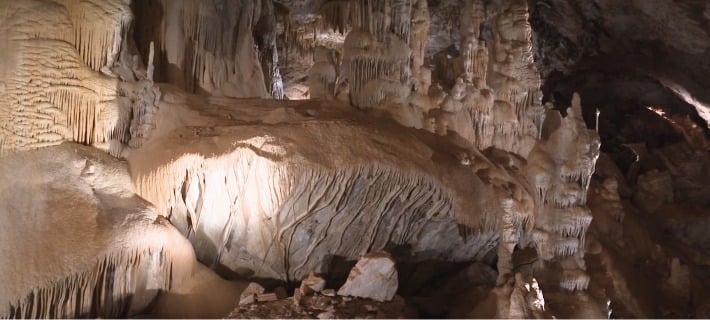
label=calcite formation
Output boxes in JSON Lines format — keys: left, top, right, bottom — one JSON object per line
{"left": 0, "top": 0, "right": 132, "bottom": 156}
{"left": 126, "top": 88, "right": 513, "bottom": 281}
{"left": 0, "top": 144, "right": 195, "bottom": 318}
{"left": 0, "top": 0, "right": 638, "bottom": 317}
{"left": 131, "top": 0, "right": 280, "bottom": 98}
{"left": 528, "top": 94, "right": 599, "bottom": 292}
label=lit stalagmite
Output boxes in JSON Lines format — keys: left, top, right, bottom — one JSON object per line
{"left": 528, "top": 93, "right": 599, "bottom": 292}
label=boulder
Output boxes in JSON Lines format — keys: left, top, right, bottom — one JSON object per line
{"left": 300, "top": 272, "right": 327, "bottom": 295}
{"left": 337, "top": 252, "right": 399, "bottom": 302}
{"left": 239, "top": 282, "right": 265, "bottom": 305}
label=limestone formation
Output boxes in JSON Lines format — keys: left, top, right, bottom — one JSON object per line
{"left": 0, "top": 0, "right": 134, "bottom": 156}
{"left": 126, "top": 89, "right": 511, "bottom": 281}
{"left": 2, "top": 0, "right": 708, "bottom": 318}
{"left": 308, "top": 46, "right": 338, "bottom": 99}
{"left": 0, "top": 144, "right": 195, "bottom": 318}
{"left": 131, "top": 0, "right": 279, "bottom": 98}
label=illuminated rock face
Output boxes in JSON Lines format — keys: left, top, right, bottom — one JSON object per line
{"left": 0, "top": 143, "right": 196, "bottom": 318}
{"left": 126, "top": 88, "right": 529, "bottom": 281}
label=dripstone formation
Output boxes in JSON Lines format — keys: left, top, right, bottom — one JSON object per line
{"left": 1, "top": 0, "right": 708, "bottom": 318}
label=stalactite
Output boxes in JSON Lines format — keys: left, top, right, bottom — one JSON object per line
{"left": 6, "top": 247, "right": 188, "bottom": 318}
{"left": 56, "top": 0, "right": 132, "bottom": 72}
{"left": 389, "top": 0, "right": 412, "bottom": 43}
{"left": 560, "top": 269, "right": 591, "bottom": 292}
{"left": 318, "top": 1, "right": 351, "bottom": 34}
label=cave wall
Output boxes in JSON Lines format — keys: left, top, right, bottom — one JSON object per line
{"left": 528, "top": 0, "right": 710, "bottom": 129}
{"left": 131, "top": 0, "right": 283, "bottom": 98}
{"left": 1, "top": 0, "right": 709, "bottom": 318}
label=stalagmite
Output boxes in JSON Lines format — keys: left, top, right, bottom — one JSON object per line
{"left": 410, "top": 0, "right": 430, "bottom": 93}
{"left": 308, "top": 46, "right": 338, "bottom": 99}
{"left": 147, "top": 41, "right": 155, "bottom": 82}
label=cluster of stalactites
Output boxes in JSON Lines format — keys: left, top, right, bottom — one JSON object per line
{"left": 318, "top": 1, "right": 351, "bottom": 34}
{"left": 343, "top": 30, "right": 412, "bottom": 108}
{"left": 468, "top": 0, "right": 543, "bottom": 155}
{"left": 282, "top": 2, "right": 350, "bottom": 60}
{"left": 282, "top": 14, "right": 321, "bottom": 59}
{"left": 140, "top": 0, "right": 273, "bottom": 97}
{"left": 5, "top": 247, "right": 186, "bottom": 318}
{"left": 422, "top": 0, "right": 545, "bottom": 158}
{"left": 337, "top": 0, "right": 415, "bottom": 108}
{"left": 55, "top": 0, "right": 132, "bottom": 72}
{"left": 348, "top": 0, "right": 412, "bottom": 43}
{"left": 0, "top": 0, "right": 132, "bottom": 156}
{"left": 529, "top": 106, "right": 599, "bottom": 261}
{"left": 180, "top": 0, "right": 242, "bottom": 92}
{"left": 559, "top": 268, "right": 591, "bottom": 292}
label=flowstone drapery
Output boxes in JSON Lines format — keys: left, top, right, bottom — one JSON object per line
{"left": 0, "top": 144, "right": 196, "bottom": 318}
{"left": 126, "top": 90, "right": 532, "bottom": 281}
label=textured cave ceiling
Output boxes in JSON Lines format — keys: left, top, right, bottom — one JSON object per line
{"left": 528, "top": 0, "right": 710, "bottom": 129}
{"left": 272, "top": 0, "right": 710, "bottom": 134}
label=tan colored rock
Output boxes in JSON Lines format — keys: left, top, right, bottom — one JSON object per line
{"left": 0, "top": 144, "right": 196, "bottom": 318}
{"left": 293, "top": 288, "right": 303, "bottom": 306}
{"left": 239, "top": 282, "right": 265, "bottom": 305}
{"left": 300, "top": 271, "right": 326, "bottom": 295}
{"left": 257, "top": 293, "right": 278, "bottom": 302}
